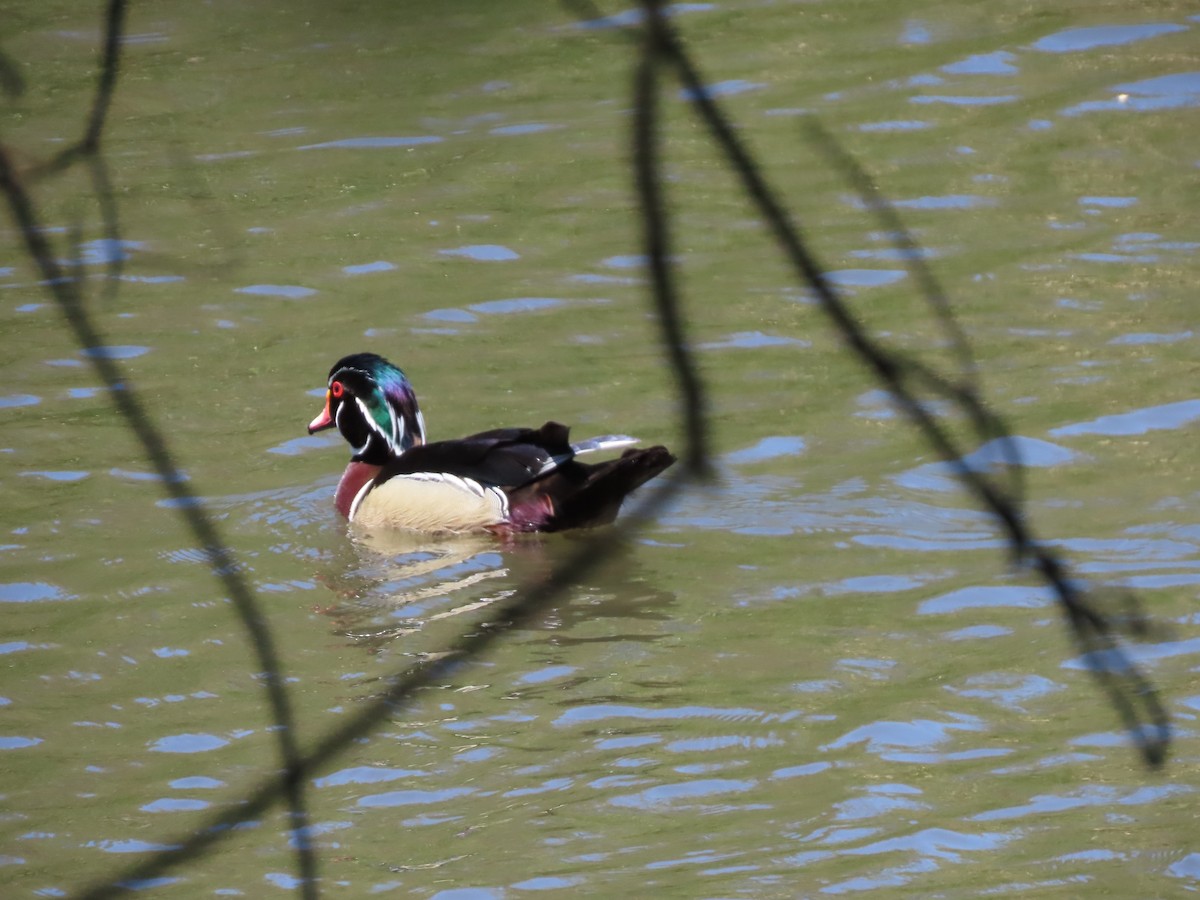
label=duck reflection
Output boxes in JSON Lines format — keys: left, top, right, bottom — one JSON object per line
{"left": 315, "top": 529, "right": 676, "bottom": 655}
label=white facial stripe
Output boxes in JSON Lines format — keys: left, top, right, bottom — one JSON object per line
{"left": 354, "top": 396, "right": 398, "bottom": 454}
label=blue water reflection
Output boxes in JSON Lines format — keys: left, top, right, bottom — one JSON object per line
{"left": 826, "top": 269, "right": 906, "bottom": 287}
{"left": 439, "top": 245, "right": 519, "bottom": 261}
{"left": 342, "top": 260, "right": 396, "bottom": 275}
{"left": 1033, "top": 23, "right": 1188, "bottom": 53}
{"left": 0, "top": 582, "right": 72, "bottom": 603}
{"left": 1064, "top": 71, "right": 1200, "bottom": 114}
{"left": 298, "top": 136, "right": 443, "bottom": 149}
{"left": 941, "top": 51, "right": 1019, "bottom": 76}
{"left": 575, "top": 3, "right": 715, "bottom": 32}
{"left": 858, "top": 120, "right": 931, "bottom": 132}
{"left": 972, "top": 784, "right": 1191, "bottom": 822}
{"left": 489, "top": 123, "right": 560, "bottom": 136}
{"left": 148, "top": 733, "right": 231, "bottom": 753}
{"left": 468, "top": 297, "right": 565, "bottom": 314}
{"left": 679, "top": 79, "right": 764, "bottom": 101}
{"left": 234, "top": 284, "right": 316, "bottom": 299}
{"left": 919, "top": 585, "right": 1055, "bottom": 614}
{"left": 911, "top": 94, "right": 1020, "bottom": 106}
{"left": 0, "top": 393, "right": 40, "bottom": 408}
{"left": 1050, "top": 399, "right": 1200, "bottom": 436}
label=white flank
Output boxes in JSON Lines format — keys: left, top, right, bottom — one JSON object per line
{"left": 353, "top": 473, "right": 510, "bottom": 532}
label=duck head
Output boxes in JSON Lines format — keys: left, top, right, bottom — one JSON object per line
{"left": 308, "top": 352, "right": 426, "bottom": 464}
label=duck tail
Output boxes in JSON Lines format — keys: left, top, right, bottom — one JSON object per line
{"left": 545, "top": 445, "right": 676, "bottom": 531}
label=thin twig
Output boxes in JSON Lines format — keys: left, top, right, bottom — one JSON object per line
{"left": 634, "top": 0, "right": 711, "bottom": 474}
{"left": 645, "top": 4, "right": 1168, "bottom": 765}
{"left": 0, "top": 1, "right": 319, "bottom": 893}
{"left": 68, "top": 476, "right": 691, "bottom": 899}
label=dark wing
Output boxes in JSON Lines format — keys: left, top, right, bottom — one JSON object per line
{"left": 376, "top": 422, "right": 574, "bottom": 489}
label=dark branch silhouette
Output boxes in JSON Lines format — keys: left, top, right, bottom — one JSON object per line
{"left": 634, "top": 5, "right": 711, "bottom": 475}
{"left": 31, "top": 0, "right": 127, "bottom": 176}
{"left": 799, "top": 120, "right": 1025, "bottom": 502}
{"left": 69, "top": 476, "right": 691, "bottom": 899}
{"left": 632, "top": 0, "right": 1167, "bottom": 765}
{"left": 0, "top": 2, "right": 318, "bottom": 896}
{"left": 0, "top": 0, "right": 1175, "bottom": 896}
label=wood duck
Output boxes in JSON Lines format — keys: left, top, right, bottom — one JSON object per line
{"left": 307, "top": 353, "right": 675, "bottom": 534}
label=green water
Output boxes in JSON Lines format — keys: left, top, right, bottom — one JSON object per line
{"left": 2, "top": 1, "right": 1199, "bottom": 896}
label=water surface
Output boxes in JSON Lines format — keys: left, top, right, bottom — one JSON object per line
{"left": 1, "top": 1, "right": 1198, "bottom": 897}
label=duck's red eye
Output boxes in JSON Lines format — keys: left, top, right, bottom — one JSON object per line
{"left": 330, "top": 381, "right": 344, "bottom": 399}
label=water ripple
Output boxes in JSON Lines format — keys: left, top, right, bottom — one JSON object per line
{"left": 315, "top": 766, "right": 427, "bottom": 788}
{"left": 148, "top": 733, "right": 230, "bottom": 753}
{"left": 298, "top": 136, "right": 442, "bottom": 149}
{"left": 822, "top": 715, "right": 984, "bottom": 757}
{"left": 489, "top": 123, "right": 560, "bottom": 136}
{"left": 918, "top": 584, "right": 1055, "bottom": 615}
{"left": 680, "top": 79, "right": 765, "bottom": 101}
{"left": 439, "top": 245, "right": 519, "bottom": 261}
{"left": 233, "top": 284, "right": 317, "bottom": 299}
{"left": 80, "top": 345, "right": 148, "bottom": 360}
{"left": 725, "top": 436, "right": 806, "bottom": 465}
{"left": 169, "top": 776, "right": 224, "bottom": 789}
{"left": 85, "top": 839, "right": 182, "bottom": 854}
{"left": 343, "top": 260, "right": 396, "bottom": 275}
{"left": 575, "top": 4, "right": 715, "bottom": 31}
{"left": 609, "top": 778, "right": 759, "bottom": 810}
{"left": 941, "top": 51, "right": 1019, "bottom": 76}
{"left": 858, "top": 119, "right": 932, "bottom": 132}
{"left": 0, "top": 393, "right": 41, "bottom": 408}
{"left": 845, "top": 826, "right": 1012, "bottom": 861}
{"left": 1033, "top": 23, "right": 1188, "bottom": 53}
{"left": 946, "top": 673, "right": 1065, "bottom": 712}
{"left": 1049, "top": 398, "right": 1200, "bottom": 436}
{"left": 1064, "top": 71, "right": 1200, "bottom": 115}
{"left": 556, "top": 704, "right": 766, "bottom": 726}
{"left": 0, "top": 582, "right": 72, "bottom": 603}
{"left": 826, "top": 269, "right": 906, "bottom": 287}
{"left": 468, "top": 297, "right": 565, "bottom": 315}
{"left": 699, "top": 331, "right": 811, "bottom": 350}
{"left": 972, "top": 784, "right": 1193, "bottom": 822}
{"left": 911, "top": 94, "right": 1020, "bottom": 106}
{"left": 357, "top": 786, "right": 474, "bottom": 808}
{"left": 894, "top": 435, "right": 1079, "bottom": 493}
{"left": 140, "top": 798, "right": 210, "bottom": 813}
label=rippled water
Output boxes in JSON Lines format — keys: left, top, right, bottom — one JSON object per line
{"left": 3, "top": 2, "right": 1199, "bottom": 897}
